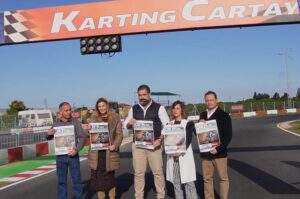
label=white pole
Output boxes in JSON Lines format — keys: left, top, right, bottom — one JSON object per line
{"left": 283, "top": 49, "right": 291, "bottom": 108}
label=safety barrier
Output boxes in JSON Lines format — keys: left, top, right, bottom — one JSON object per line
{"left": 0, "top": 138, "right": 90, "bottom": 165}
{"left": 0, "top": 132, "right": 48, "bottom": 149}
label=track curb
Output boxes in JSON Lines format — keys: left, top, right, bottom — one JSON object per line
{"left": 277, "top": 121, "right": 300, "bottom": 137}
{"left": 0, "top": 135, "right": 133, "bottom": 190}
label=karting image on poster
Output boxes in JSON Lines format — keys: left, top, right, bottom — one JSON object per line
{"left": 163, "top": 124, "right": 186, "bottom": 154}
{"left": 134, "top": 120, "right": 154, "bottom": 149}
{"left": 54, "top": 125, "right": 75, "bottom": 155}
{"left": 89, "top": 122, "right": 110, "bottom": 150}
{"left": 195, "top": 120, "right": 220, "bottom": 152}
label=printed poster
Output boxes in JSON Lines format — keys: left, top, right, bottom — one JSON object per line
{"left": 89, "top": 122, "right": 110, "bottom": 150}
{"left": 134, "top": 120, "right": 154, "bottom": 149}
{"left": 54, "top": 125, "right": 75, "bottom": 155}
{"left": 195, "top": 120, "right": 220, "bottom": 152}
{"left": 162, "top": 124, "right": 186, "bottom": 154}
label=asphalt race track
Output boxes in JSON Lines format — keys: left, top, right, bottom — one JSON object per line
{"left": 1, "top": 114, "right": 300, "bottom": 199}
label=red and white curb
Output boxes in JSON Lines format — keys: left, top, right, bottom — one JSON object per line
{"left": 277, "top": 121, "right": 300, "bottom": 137}
{"left": 0, "top": 163, "right": 57, "bottom": 190}
{"left": 0, "top": 164, "right": 57, "bottom": 182}
{"left": 0, "top": 157, "right": 87, "bottom": 191}
{"left": 0, "top": 136, "right": 133, "bottom": 191}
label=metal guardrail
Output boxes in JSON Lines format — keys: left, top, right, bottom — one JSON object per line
{"left": 0, "top": 132, "right": 48, "bottom": 149}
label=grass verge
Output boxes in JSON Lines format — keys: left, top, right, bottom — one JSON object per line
{"left": 287, "top": 121, "right": 300, "bottom": 135}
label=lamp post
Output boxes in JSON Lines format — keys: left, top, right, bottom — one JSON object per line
{"left": 278, "top": 49, "right": 292, "bottom": 108}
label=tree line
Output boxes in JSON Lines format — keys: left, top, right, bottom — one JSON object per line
{"left": 3, "top": 88, "right": 300, "bottom": 117}
{"left": 252, "top": 88, "right": 300, "bottom": 100}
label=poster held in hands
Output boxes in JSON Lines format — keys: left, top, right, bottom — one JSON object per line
{"left": 134, "top": 120, "right": 154, "bottom": 149}
{"left": 89, "top": 122, "right": 110, "bottom": 150}
{"left": 162, "top": 124, "right": 186, "bottom": 154}
{"left": 54, "top": 125, "right": 76, "bottom": 155}
{"left": 195, "top": 120, "right": 220, "bottom": 152}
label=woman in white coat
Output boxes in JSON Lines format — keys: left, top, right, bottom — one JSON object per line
{"left": 165, "top": 101, "right": 198, "bottom": 199}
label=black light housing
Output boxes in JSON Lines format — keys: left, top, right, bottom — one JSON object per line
{"left": 80, "top": 35, "right": 122, "bottom": 55}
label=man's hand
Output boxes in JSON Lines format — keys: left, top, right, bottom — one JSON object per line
{"left": 210, "top": 148, "right": 218, "bottom": 155}
{"left": 68, "top": 146, "right": 78, "bottom": 156}
{"left": 82, "top": 124, "right": 91, "bottom": 132}
{"left": 47, "top": 128, "right": 56, "bottom": 136}
{"left": 199, "top": 119, "right": 206, "bottom": 123}
{"left": 153, "top": 139, "right": 162, "bottom": 148}
{"left": 108, "top": 144, "right": 116, "bottom": 151}
{"left": 128, "top": 119, "right": 137, "bottom": 128}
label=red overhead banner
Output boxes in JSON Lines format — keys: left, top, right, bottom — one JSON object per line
{"left": 1, "top": 0, "right": 300, "bottom": 45}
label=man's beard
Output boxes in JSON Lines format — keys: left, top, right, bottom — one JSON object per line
{"left": 139, "top": 99, "right": 150, "bottom": 106}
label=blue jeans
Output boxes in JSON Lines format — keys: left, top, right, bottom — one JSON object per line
{"left": 56, "top": 155, "right": 83, "bottom": 199}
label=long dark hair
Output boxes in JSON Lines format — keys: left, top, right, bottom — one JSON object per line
{"left": 170, "top": 100, "right": 187, "bottom": 121}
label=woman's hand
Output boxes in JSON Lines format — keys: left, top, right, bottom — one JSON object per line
{"left": 108, "top": 144, "right": 116, "bottom": 151}
{"left": 172, "top": 152, "right": 182, "bottom": 157}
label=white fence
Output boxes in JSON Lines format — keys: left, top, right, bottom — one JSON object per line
{"left": 0, "top": 132, "right": 48, "bottom": 149}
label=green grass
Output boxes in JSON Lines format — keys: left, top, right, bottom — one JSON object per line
{"left": 0, "top": 154, "right": 56, "bottom": 178}
{"left": 79, "top": 146, "right": 89, "bottom": 154}
{"left": 0, "top": 146, "right": 89, "bottom": 179}
{"left": 288, "top": 121, "right": 300, "bottom": 135}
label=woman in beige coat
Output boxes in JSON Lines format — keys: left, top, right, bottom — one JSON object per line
{"left": 88, "top": 98, "right": 123, "bottom": 199}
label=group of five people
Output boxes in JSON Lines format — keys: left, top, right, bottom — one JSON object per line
{"left": 47, "top": 84, "right": 232, "bottom": 199}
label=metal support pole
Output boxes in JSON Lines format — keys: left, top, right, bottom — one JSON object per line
{"left": 285, "top": 52, "right": 291, "bottom": 108}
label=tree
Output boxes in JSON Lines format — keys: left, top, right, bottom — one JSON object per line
{"left": 281, "top": 92, "right": 288, "bottom": 100}
{"left": 257, "top": 93, "right": 262, "bottom": 99}
{"left": 272, "top": 92, "right": 280, "bottom": 100}
{"left": 253, "top": 92, "right": 257, "bottom": 100}
{"left": 74, "top": 106, "right": 88, "bottom": 112}
{"left": 6, "top": 100, "right": 27, "bottom": 115}
{"left": 297, "top": 88, "right": 300, "bottom": 98}
{"left": 262, "top": 93, "right": 270, "bottom": 99}
{"left": 255, "top": 92, "right": 270, "bottom": 100}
